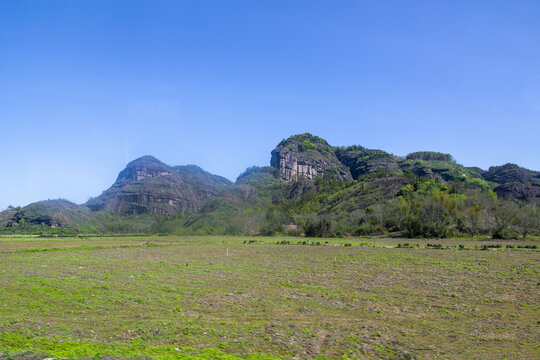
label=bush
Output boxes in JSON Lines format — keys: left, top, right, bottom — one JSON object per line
{"left": 304, "top": 219, "right": 331, "bottom": 237}
{"left": 406, "top": 151, "right": 452, "bottom": 162}
{"left": 300, "top": 139, "right": 318, "bottom": 151}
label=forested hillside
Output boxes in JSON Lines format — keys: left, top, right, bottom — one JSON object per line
{"left": 1, "top": 133, "right": 539, "bottom": 239}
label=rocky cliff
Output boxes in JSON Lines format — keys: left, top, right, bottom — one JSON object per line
{"left": 270, "top": 133, "right": 353, "bottom": 182}
{"left": 86, "top": 156, "right": 231, "bottom": 216}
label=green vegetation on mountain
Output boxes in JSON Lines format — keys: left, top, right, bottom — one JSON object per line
{"left": 334, "top": 145, "right": 402, "bottom": 179}
{"left": 484, "top": 163, "right": 540, "bottom": 185}
{"left": 1, "top": 133, "right": 539, "bottom": 239}
{"left": 405, "top": 151, "right": 453, "bottom": 162}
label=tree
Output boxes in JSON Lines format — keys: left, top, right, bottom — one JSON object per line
{"left": 491, "top": 201, "right": 518, "bottom": 239}
{"left": 304, "top": 218, "right": 331, "bottom": 237}
{"left": 512, "top": 205, "right": 539, "bottom": 239}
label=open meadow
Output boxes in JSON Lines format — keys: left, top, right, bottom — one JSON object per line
{"left": 0, "top": 236, "right": 538, "bottom": 359}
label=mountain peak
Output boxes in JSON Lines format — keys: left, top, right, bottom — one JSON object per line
{"left": 271, "top": 133, "right": 352, "bottom": 181}
{"left": 117, "top": 156, "right": 172, "bottom": 182}
{"left": 86, "top": 155, "right": 231, "bottom": 216}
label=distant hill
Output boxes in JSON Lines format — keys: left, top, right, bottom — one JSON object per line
{"left": 1, "top": 133, "right": 539, "bottom": 238}
{"left": 1, "top": 199, "right": 98, "bottom": 234}
{"left": 483, "top": 163, "right": 540, "bottom": 201}
{"left": 86, "top": 156, "right": 231, "bottom": 216}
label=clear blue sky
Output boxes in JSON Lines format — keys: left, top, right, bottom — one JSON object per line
{"left": 1, "top": 0, "right": 539, "bottom": 209}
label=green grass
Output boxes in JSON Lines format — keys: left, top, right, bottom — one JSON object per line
{"left": 0, "top": 236, "right": 538, "bottom": 359}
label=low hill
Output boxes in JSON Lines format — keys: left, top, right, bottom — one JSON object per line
{"left": 2, "top": 199, "right": 97, "bottom": 233}
{"left": 482, "top": 163, "right": 540, "bottom": 202}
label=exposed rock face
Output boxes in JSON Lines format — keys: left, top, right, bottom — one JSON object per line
{"left": 271, "top": 152, "right": 319, "bottom": 181}
{"left": 410, "top": 166, "right": 441, "bottom": 181}
{"left": 115, "top": 156, "right": 175, "bottom": 181}
{"left": 6, "top": 209, "right": 58, "bottom": 228}
{"left": 270, "top": 133, "right": 352, "bottom": 182}
{"left": 86, "top": 156, "right": 232, "bottom": 216}
{"left": 494, "top": 182, "right": 540, "bottom": 202}
{"left": 0, "top": 209, "right": 17, "bottom": 226}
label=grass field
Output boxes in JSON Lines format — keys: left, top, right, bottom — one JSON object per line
{"left": 0, "top": 236, "right": 538, "bottom": 359}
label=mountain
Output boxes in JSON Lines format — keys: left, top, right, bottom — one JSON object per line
{"left": 86, "top": 156, "right": 231, "bottom": 216}
{"left": 1, "top": 133, "right": 539, "bottom": 238}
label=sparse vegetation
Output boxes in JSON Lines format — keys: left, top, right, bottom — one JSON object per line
{"left": 0, "top": 235, "right": 537, "bottom": 359}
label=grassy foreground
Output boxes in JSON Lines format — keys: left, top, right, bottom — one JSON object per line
{"left": 0, "top": 236, "right": 538, "bottom": 359}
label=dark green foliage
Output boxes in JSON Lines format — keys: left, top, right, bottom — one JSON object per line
{"left": 335, "top": 145, "right": 402, "bottom": 179}
{"left": 406, "top": 151, "right": 453, "bottom": 162}
{"left": 6, "top": 171, "right": 538, "bottom": 239}
{"left": 277, "top": 133, "right": 331, "bottom": 151}
{"left": 304, "top": 218, "right": 331, "bottom": 237}
{"left": 484, "top": 163, "right": 540, "bottom": 185}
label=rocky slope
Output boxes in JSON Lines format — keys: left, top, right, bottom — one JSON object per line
{"left": 483, "top": 163, "right": 540, "bottom": 201}
{"left": 1, "top": 133, "right": 539, "bottom": 234}
{"left": 271, "top": 133, "right": 353, "bottom": 181}
{"left": 86, "top": 156, "right": 231, "bottom": 216}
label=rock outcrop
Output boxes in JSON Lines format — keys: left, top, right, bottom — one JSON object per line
{"left": 86, "top": 156, "right": 232, "bottom": 216}
{"left": 482, "top": 163, "right": 540, "bottom": 202}
{"left": 493, "top": 182, "right": 540, "bottom": 202}
{"left": 116, "top": 155, "right": 174, "bottom": 181}
{"left": 270, "top": 133, "right": 352, "bottom": 182}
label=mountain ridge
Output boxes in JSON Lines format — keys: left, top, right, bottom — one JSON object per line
{"left": 2, "top": 133, "right": 539, "bottom": 238}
